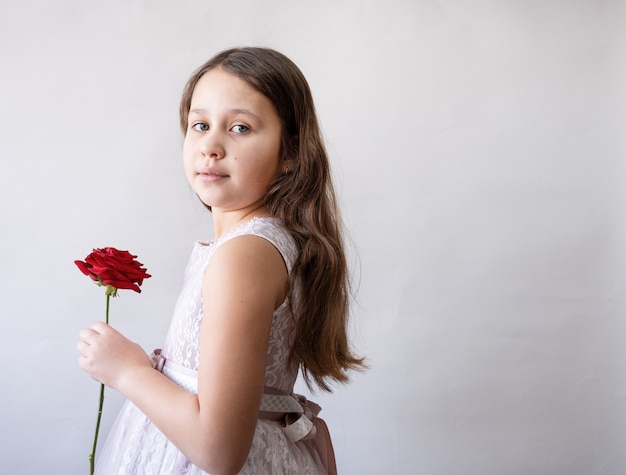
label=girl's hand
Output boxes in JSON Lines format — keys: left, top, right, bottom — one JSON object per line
{"left": 77, "top": 321, "right": 151, "bottom": 390}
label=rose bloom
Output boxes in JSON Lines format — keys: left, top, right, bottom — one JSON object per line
{"left": 75, "top": 247, "right": 151, "bottom": 293}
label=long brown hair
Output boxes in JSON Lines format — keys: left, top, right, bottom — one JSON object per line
{"left": 180, "top": 47, "right": 365, "bottom": 391}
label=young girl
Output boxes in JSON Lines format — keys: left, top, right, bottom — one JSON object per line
{"left": 78, "top": 47, "right": 364, "bottom": 475}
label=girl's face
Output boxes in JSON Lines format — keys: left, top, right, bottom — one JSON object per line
{"left": 183, "top": 68, "right": 283, "bottom": 215}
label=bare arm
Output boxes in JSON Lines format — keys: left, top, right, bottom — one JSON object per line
{"left": 78, "top": 235, "right": 287, "bottom": 475}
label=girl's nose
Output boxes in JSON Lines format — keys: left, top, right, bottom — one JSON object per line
{"left": 200, "top": 132, "right": 225, "bottom": 159}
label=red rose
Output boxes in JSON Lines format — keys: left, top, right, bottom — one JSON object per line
{"left": 75, "top": 247, "right": 151, "bottom": 472}
{"left": 75, "top": 247, "right": 151, "bottom": 293}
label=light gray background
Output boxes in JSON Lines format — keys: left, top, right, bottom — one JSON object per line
{"left": 1, "top": 1, "right": 625, "bottom": 474}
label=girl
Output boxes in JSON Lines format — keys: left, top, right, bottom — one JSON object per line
{"left": 78, "top": 47, "right": 364, "bottom": 475}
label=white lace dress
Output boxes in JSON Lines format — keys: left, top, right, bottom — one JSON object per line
{"left": 95, "top": 218, "right": 333, "bottom": 474}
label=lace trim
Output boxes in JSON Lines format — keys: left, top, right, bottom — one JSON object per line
{"left": 197, "top": 216, "right": 275, "bottom": 247}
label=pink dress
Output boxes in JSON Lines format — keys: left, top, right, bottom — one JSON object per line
{"left": 95, "top": 218, "right": 335, "bottom": 474}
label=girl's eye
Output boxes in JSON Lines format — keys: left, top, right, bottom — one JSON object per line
{"left": 231, "top": 124, "right": 250, "bottom": 134}
{"left": 191, "top": 122, "right": 209, "bottom": 132}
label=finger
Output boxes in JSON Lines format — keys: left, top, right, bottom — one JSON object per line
{"left": 78, "top": 327, "right": 99, "bottom": 343}
{"left": 90, "top": 321, "right": 109, "bottom": 333}
{"left": 91, "top": 320, "right": 115, "bottom": 334}
{"left": 78, "top": 354, "right": 92, "bottom": 373}
{"left": 77, "top": 340, "right": 90, "bottom": 355}
{"left": 78, "top": 357, "right": 101, "bottom": 382}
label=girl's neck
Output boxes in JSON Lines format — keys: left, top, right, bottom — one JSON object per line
{"left": 211, "top": 206, "right": 272, "bottom": 240}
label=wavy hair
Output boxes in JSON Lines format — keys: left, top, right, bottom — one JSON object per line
{"left": 179, "top": 47, "right": 364, "bottom": 391}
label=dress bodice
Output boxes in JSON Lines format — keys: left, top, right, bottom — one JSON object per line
{"left": 161, "top": 217, "right": 299, "bottom": 392}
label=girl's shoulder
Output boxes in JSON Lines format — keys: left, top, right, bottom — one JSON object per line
{"left": 211, "top": 217, "right": 298, "bottom": 272}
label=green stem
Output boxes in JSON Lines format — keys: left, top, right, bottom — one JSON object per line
{"left": 89, "top": 383, "right": 105, "bottom": 474}
{"left": 105, "top": 292, "right": 110, "bottom": 325}
{"left": 88, "top": 293, "right": 110, "bottom": 474}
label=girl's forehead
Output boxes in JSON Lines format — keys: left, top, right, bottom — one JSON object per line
{"left": 189, "top": 68, "right": 280, "bottom": 124}
{"left": 192, "top": 69, "right": 265, "bottom": 105}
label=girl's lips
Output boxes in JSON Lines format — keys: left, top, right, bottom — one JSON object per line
{"left": 198, "top": 167, "right": 228, "bottom": 182}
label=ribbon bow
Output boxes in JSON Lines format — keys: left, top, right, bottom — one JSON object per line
{"left": 260, "top": 389, "right": 337, "bottom": 475}
{"left": 261, "top": 391, "right": 321, "bottom": 441}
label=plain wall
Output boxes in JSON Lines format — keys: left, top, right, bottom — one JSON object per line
{"left": 1, "top": 1, "right": 625, "bottom": 473}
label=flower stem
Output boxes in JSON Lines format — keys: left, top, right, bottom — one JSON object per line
{"left": 88, "top": 293, "right": 110, "bottom": 474}
{"left": 105, "top": 292, "right": 110, "bottom": 325}
{"left": 89, "top": 383, "right": 105, "bottom": 474}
